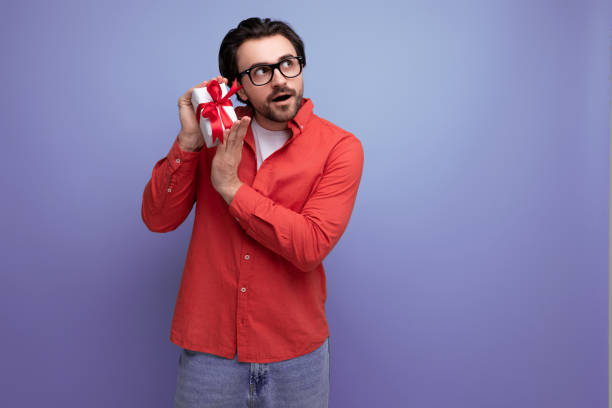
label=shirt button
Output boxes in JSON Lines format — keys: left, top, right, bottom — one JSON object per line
{"left": 244, "top": 254, "right": 250, "bottom": 260}
{"left": 175, "top": 158, "right": 181, "bottom": 164}
{"left": 235, "top": 217, "right": 239, "bottom": 222}
{"left": 167, "top": 188, "right": 172, "bottom": 193}
{"left": 241, "top": 287, "right": 247, "bottom": 293}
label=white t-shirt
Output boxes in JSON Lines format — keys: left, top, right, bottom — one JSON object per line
{"left": 251, "top": 117, "right": 291, "bottom": 170}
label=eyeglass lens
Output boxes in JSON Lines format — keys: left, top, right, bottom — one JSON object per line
{"left": 250, "top": 58, "right": 301, "bottom": 85}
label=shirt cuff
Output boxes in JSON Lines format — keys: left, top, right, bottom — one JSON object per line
{"left": 228, "top": 183, "right": 259, "bottom": 225}
{"left": 167, "top": 137, "right": 201, "bottom": 173}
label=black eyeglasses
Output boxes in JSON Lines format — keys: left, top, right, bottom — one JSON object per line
{"left": 238, "top": 56, "right": 304, "bottom": 86}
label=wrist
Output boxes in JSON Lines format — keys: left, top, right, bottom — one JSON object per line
{"left": 220, "top": 180, "right": 243, "bottom": 205}
{"left": 177, "top": 132, "right": 203, "bottom": 152}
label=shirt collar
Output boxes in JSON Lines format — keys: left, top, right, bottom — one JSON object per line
{"left": 291, "top": 97, "right": 313, "bottom": 131}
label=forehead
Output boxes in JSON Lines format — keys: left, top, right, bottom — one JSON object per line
{"left": 236, "top": 34, "right": 297, "bottom": 71}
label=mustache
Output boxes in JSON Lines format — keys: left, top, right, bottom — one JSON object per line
{"left": 268, "top": 87, "right": 296, "bottom": 102}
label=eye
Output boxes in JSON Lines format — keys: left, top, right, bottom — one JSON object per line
{"left": 281, "top": 59, "right": 294, "bottom": 68}
{"left": 253, "top": 66, "right": 271, "bottom": 77}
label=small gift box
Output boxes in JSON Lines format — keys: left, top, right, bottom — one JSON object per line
{"left": 191, "top": 79, "right": 242, "bottom": 148}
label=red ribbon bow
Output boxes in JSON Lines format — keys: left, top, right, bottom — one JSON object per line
{"left": 196, "top": 79, "right": 243, "bottom": 145}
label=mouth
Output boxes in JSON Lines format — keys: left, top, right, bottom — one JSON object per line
{"left": 271, "top": 93, "right": 293, "bottom": 103}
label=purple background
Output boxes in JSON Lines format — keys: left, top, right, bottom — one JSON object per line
{"left": 1, "top": 1, "right": 610, "bottom": 407}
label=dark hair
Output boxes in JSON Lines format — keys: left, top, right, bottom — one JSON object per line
{"left": 218, "top": 17, "right": 306, "bottom": 104}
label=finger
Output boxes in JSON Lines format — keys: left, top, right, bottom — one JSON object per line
{"left": 179, "top": 81, "right": 207, "bottom": 105}
{"left": 220, "top": 129, "right": 230, "bottom": 152}
{"left": 236, "top": 117, "right": 251, "bottom": 141}
{"left": 216, "top": 75, "right": 228, "bottom": 85}
{"left": 225, "top": 120, "right": 241, "bottom": 149}
{"left": 179, "top": 88, "right": 196, "bottom": 105}
{"left": 223, "top": 119, "right": 241, "bottom": 152}
{"left": 228, "top": 117, "right": 250, "bottom": 151}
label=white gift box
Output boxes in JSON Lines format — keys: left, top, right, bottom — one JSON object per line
{"left": 191, "top": 82, "right": 238, "bottom": 148}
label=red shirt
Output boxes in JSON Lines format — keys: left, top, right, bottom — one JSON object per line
{"left": 141, "top": 98, "right": 364, "bottom": 363}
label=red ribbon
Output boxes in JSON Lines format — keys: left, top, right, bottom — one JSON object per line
{"left": 196, "top": 79, "right": 243, "bottom": 145}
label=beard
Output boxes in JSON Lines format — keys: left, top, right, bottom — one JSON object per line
{"left": 255, "top": 86, "right": 303, "bottom": 123}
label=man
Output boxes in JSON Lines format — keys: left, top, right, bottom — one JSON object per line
{"left": 141, "top": 17, "right": 364, "bottom": 408}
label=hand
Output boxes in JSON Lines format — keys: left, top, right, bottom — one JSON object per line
{"left": 177, "top": 75, "right": 229, "bottom": 152}
{"left": 211, "top": 116, "right": 252, "bottom": 204}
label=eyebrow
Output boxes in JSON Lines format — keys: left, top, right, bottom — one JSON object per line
{"left": 249, "top": 54, "right": 295, "bottom": 69}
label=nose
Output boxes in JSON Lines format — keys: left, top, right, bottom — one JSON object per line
{"left": 269, "top": 67, "right": 287, "bottom": 87}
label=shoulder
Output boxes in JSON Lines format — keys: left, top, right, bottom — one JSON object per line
{"left": 307, "top": 114, "right": 364, "bottom": 170}
{"left": 310, "top": 114, "right": 363, "bottom": 153}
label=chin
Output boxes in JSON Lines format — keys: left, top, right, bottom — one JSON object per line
{"left": 271, "top": 110, "right": 296, "bottom": 122}
{"left": 270, "top": 97, "right": 302, "bottom": 122}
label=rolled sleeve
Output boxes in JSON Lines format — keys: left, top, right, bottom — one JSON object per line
{"left": 227, "top": 136, "right": 364, "bottom": 272}
{"left": 141, "top": 137, "right": 203, "bottom": 232}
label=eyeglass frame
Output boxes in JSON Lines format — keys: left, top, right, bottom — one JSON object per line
{"left": 237, "top": 56, "right": 304, "bottom": 86}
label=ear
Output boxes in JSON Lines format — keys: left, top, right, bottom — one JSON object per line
{"left": 237, "top": 87, "right": 248, "bottom": 102}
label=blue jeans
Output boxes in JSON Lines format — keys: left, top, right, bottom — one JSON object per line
{"left": 173, "top": 336, "right": 330, "bottom": 408}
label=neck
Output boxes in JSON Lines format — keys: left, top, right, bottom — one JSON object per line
{"left": 253, "top": 111, "right": 288, "bottom": 131}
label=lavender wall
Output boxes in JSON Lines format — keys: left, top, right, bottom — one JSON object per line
{"left": 2, "top": 1, "right": 610, "bottom": 407}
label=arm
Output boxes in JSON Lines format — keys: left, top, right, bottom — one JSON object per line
{"left": 228, "top": 136, "right": 364, "bottom": 272}
{"left": 141, "top": 136, "right": 202, "bottom": 232}
{"left": 142, "top": 76, "right": 228, "bottom": 232}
